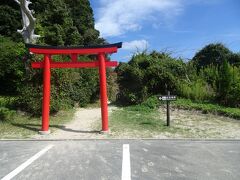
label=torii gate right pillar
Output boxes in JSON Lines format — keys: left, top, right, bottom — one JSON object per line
{"left": 98, "top": 53, "right": 109, "bottom": 132}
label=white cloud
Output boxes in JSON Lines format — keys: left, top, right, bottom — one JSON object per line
{"left": 123, "top": 40, "right": 149, "bottom": 51}
{"left": 95, "top": 0, "right": 183, "bottom": 37}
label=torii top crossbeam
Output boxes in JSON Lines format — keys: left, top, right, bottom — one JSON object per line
{"left": 26, "top": 42, "right": 122, "bottom": 134}
{"left": 26, "top": 42, "right": 122, "bottom": 55}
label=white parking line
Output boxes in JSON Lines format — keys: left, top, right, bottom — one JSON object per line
{"left": 122, "top": 144, "right": 131, "bottom": 180}
{"left": 1, "top": 144, "right": 54, "bottom": 180}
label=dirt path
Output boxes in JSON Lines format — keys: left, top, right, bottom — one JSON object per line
{"left": 33, "top": 106, "right": 117, "bottom": 139}
{"left": 33, "top": 106, "right": 240, "bottom": 139}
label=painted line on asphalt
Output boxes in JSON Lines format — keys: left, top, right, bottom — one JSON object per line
{"left": 1, "top": 144, "right": 54, "bottom": 180}
{"left": 121, "top": 144, "right": 131, "bottom": 180}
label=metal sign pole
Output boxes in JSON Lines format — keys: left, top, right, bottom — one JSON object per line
{"left": 158, "top": 92, "right": 176, "bottom": 127}
{"left": 166, "top": 91, "right": 170, "bottom": 126}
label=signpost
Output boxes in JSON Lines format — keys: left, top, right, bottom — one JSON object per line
{"left": 158, "top": 91, "right": 177, "bottom": 126}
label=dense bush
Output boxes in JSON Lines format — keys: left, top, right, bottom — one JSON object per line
{"left": 0, "top": 96, "right": 16, "bottom": 121}
{"left": 0, "top": 1, "right": 22, "bottom": 42}
{"left": 0, "top": 36, "right": 27, "bottom": 95}
{"left": 0, "top": 107, "right": 15, "bottom": 122}
{"left": 217, "top": 59, "right": 232, "bottom": 104}
{"left": 178, "top": 79, "right": 215, "bottom": 101}
{"left": 188, "top": 44, "right": 240, "bottom": 107}
{"left": 0, "top": 44, "right": 101, "bottom": 115}
{"left": 0, "top": 36, "right": 112, "bottom": 115}
{"left": 116, "top": 44, "right": 240, "bottom": 108}
{"left": 197, "top": 59, "right": 240, "bottom": 107}
{"left": 125, "top": 96, "right": 159, "bottom": 112}
{"left": 140, "top": 96, "right": 159, "bottom": 110}
{"left": 107, "top": 70, "right": 119, "bottom": 102}
{"left": 16, "top": 57, "right": 100, "bottom": 114}
{"left": 227, "top": 81, "right": 240, "bottom": 107}
{"left": 116, "top": 52, "right": 186, "bottom": 104}
{"left": 192, "top": 43, "right": 235, "bottom": 69}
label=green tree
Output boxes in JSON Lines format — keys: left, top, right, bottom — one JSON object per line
{"left": 192, "top": 43, "right": 232, "bottom": 69}
{"left": 227, "top": 78, "right": 240, "bottom": 107}
{"left": 0, "top": 36, "right": 26, "bottom": 95}
{"left": 66, "top": 0, "right": 94, "bottom": 32}
{"left": 0, "top": 1, "right": 22, "bottom": 41}
{"left": 229, "top": 53, "right": 240, "bottom": 66}
{"left": 217, "top": 59, "right": 232, "bottom": 105}
{"left": 0, "top": 0, "right": 106, "bottom": 114}
{"left": 116, "top": 51, "right": 186, "bottom": 104}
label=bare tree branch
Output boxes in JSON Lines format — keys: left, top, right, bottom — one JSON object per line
{"left": 14, "top": 0, "right": 20, "bottom": 5}
{"left": 14, "top": 0, "right": 40, "bottom": 44}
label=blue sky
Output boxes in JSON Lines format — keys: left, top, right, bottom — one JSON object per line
{"left": 90, "top": 0, "right": 240, "bottom": 62}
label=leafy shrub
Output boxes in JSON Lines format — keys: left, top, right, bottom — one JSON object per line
{"left": 217, "top": 60, "right": 232, "bottom": 104}
{"left": 68, "top": 68, "right": 99, "bottom": 107}
{"left": 107, "top": 70, "right": 118, "bottom": 102}
{"left": 0, "top": 107, "right": 15, "bottom": 122}
{"left": 15, "top": 83, "right": 43, "bottom": 115}
{"left": 0, "top": 96, "right": 13, "bottom": 107}
{"left": 141, "top": 96, "right": 159, "bottom": 109}
{"left": 16, "top": 66, "right": 100, "bottom": 114}
{"left": 126, "top": 96, "right": 159, "bottom": 112}
{"left": 0, "top": 36, "right": 27, "bottom": 95}
{"left": 179, "top": 79, "right": 215, "bottom": 101}
{"left": 116, "top": 52, "right": 186, "bottom": 105}
{"left": 199, "top": 65, "right": 219, "bottom": 90}
{"left": 226, "top": 81, "right": 240, "bottom": 107}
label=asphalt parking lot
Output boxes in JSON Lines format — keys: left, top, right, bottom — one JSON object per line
{"left": 0, "top": 140, "right": 240, "bottom": 180}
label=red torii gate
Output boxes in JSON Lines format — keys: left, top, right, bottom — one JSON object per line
{"left": 26, "top": 43, "right": 122, "bottom": 134}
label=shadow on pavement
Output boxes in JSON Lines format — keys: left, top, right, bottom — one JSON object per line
{"left": 11, "top": 123, "right": 100, "bottom": 134}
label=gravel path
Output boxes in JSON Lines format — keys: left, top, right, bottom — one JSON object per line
{"left": 33, "top": 106, "right": 240, "bottom": 139}
{"left": 33, "top": 106, "right": 117, "bottom": 139}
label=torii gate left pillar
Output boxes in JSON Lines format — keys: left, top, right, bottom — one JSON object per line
{"left": 26, "top": 43, "right": 122, "bottom": 134}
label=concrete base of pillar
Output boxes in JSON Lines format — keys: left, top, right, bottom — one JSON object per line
{"left": 39, "top": 130, "right": 51, "bottom": 135}
{"left": 100, "top": 129, "right": 110, "bottom": 134}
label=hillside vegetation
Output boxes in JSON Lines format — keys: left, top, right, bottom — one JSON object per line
{"left": 0, "top": 0, "right": 114, "bottom": 119}
{"left": 0, "top": 0, "right": 240, "bottom": 124}
{"left": 116, "top": 45, "right": 240, "bottom": 108}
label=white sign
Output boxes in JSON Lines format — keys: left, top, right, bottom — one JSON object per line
{"left": 159, "top": 95, "right": 177, "bottom": 101}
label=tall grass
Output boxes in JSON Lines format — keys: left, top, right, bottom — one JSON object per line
{"left": 179, "top": 80, "right": 215, "bottom": 101}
